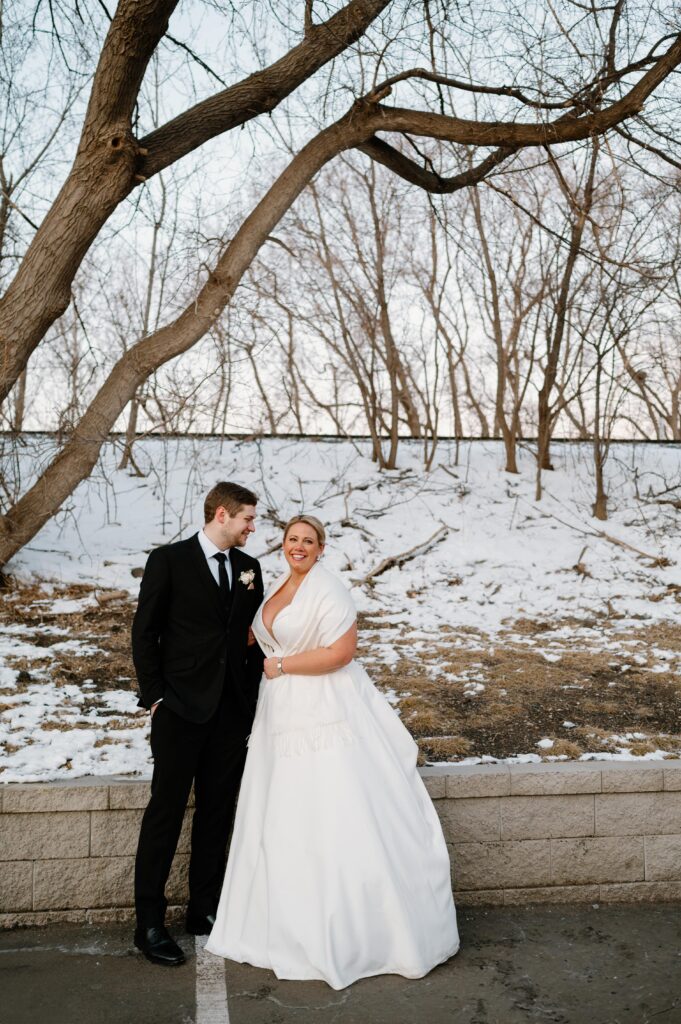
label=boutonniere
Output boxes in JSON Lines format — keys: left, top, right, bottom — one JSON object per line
{"left": 239, "top": 569, "right": 256, "bottom": 590}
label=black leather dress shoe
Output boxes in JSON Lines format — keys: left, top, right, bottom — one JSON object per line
{"left": 134, "top": 924, "right": 186, "bottom": 966}
{"left": 185, "top": 910, "right": 217, "bottom": 935}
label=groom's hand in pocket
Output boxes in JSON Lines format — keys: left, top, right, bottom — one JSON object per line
{"left": 150, "top": 700, "right": 161, "bottom": 718}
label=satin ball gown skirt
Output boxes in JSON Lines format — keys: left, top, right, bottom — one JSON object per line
{"left": 205, "top": 658, "right": 459, "bottom": 990}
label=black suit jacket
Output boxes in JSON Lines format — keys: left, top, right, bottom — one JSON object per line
{"left": 131, "top": 534, "right": 265, "bottom": 724}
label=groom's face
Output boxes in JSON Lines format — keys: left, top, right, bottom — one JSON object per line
{"left": 216, "top": 504, "right": 257, "bottom": 548}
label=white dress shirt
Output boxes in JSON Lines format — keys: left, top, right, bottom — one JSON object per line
{"left": 197, "top": 528, "right": 233, "bottom": 588}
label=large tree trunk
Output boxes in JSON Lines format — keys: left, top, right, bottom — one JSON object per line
{"left": 0, "top": 0, "right": 393, "bottom": 407}
{"left": 1, "top": 24, "right": 680, "bottom": 564}
{"left": 0, "top": 0, "right": 178, "bottom": 406}
{"left": 0, "top": 113, "right": 372, "bottom": 564}
{"left": 11, "top": 369, "right": 27, "bottom": 433}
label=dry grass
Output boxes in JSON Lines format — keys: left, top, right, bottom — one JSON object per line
{"left": 2, "top": 583, "right": 680, "bottom": 766}
{"left": 359, "top": 611, "right": 681, "bottom": 762}
{"left": 1, "top": 579, "right": 136, "bottom": 696}
{"left": 546, "top": 739, "right": 584, "bottom": 758}
{"left": 627, "top": 741, "right": 659, "bottom": 756}
{"left": 420, "top": 736, "right": 474, "bottom": 761}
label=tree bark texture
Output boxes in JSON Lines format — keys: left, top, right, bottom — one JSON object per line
{"left": 0, "top": 0, "right": 392, "bottom": 406}
{"left": 1, "top": 12, "right": 680, "bottom": 565}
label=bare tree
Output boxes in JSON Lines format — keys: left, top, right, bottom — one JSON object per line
{"left": 463, "top": 170, "right": 548, "bottom": 472}
{"left": 534, "top": 139, "right": 601, "bottom": 493}
{"left": 0, "top": 1, "right": 680, "bottom": 566}
{"left": 616, "top": 193, "right": 681, "bottom": 441}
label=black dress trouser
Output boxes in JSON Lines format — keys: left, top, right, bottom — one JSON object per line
{"left": 134, "top": 687, "right": 250, "bottom": 926}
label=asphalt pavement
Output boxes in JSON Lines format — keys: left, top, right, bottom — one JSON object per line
{"left": 1, "top": 902, "right": 680, "bottom": 1024}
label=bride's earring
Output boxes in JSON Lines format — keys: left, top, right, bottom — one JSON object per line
{"left": 316, "top": 555, "right": 321, "bottom": 562}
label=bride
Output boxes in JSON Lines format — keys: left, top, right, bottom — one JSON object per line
{"left": 206, "top": 514, "right": 459, "bottom": 989}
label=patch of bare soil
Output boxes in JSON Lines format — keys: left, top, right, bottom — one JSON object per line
{"left": 357, "top": 612, "right": 681, "bottom": 763}
{"left": 0, "top": 580, "right": 136, "bottom": 695}
{"left": 2, "top": 582, "right": 680, "bottom": 764}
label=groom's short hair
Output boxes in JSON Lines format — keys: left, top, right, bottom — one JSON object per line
{"left": 204, "top": 482, "right": 258, "bottom": 523}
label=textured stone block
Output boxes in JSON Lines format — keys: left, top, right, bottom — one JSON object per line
{"left": 599, "top": 880, "right": 681, "bottom": 902}
{"left": 420, "top": 771, "right": 446, "bottom": 799}
{"left": 0, "top": 861, "right": 33, "bottom": 912}
{"left": 438, "top": 798, "right": 500, "bottom": 843}
{"left": 644, "top": 835, "right": 681, "bottom": 881}
{"left": 503, "top": 884, "right": 599, "bottom": 905}
{"left": 108, "top": 782, "right": 151, "bottom": 810}
{"left": 85, "top": 907, "right": 137, "bottom": 925}
{"left": 501, "top": 795, "right": 594, "bottom": 840}
{"left": 664, "top": 765, "right": 681, "bottom": 791}
{"left": 595, "top": 792, "right": 681, "bottom": 836}
{"left": 601, "top": 765, "right": 663, "bottom": 793}
{"left": 108, "top": 781, "right": 194, "bottom": 809}
{"left": 34, "top": 857, "right": 136, "bottom": 910}
{"left": 445, "top": 766, "right": 511, "bottom": 799}
{"left": 510, "top": 764, "right": 602, "bottom": 796}
{"left": 90, "top": 809, "right": 141, "bottom": 857}
{"left": 90, "top": 809, "right": 191, "bottom": 857}
{"left": 33, "top": 853, "right": 190, "bottom": 911}
{"left": 450, "top": 840, "right": 551, "bottom": 891}
{"left": 551, "top": 837, "right": 644, "bottom": 885}
{"left": 2, "top": 783, "right": 108, "bottom": 813}
{"left": 166, "top": 854, "right": 189, "bottom": 903}
{"left": 0, "top": 812, "right": 90, "bottom": 861}
{"left": 454, "top": 890, "right": 501, "bottom": 906}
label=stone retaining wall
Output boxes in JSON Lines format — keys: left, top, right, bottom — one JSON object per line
{"left": 2, "top": 761, "right": 680, "bottom": 927}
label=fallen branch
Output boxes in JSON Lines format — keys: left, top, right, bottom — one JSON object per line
{"left": 594, "top": 530, "right": 672, "bottom": 567}
{"left": 94, "top": 589, "right": 130, "bottom": 605}
{"left": 652, "top": 499, "right": 681, "bottom": 510}
{"left": 357, "top": 525, "right": 449, "bottom": 584}
{"left": 525, "top": 496, "right": 672, "bottom": 567}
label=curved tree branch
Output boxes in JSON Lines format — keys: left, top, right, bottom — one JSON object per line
{"left": 356, "top": 136, "right": 517, "bottom": 192}
{"left": 0, "top": 112, "right": 366, "bottom": 563}
{"left": 364, "top": 29, "right": 681, "bottom": 148}
{"left": 139, "top": 0, "right": 392, "bottom": 177}
{"left": 362, "top": 32, "right": 680, "bottom": 114}
{"left": 0, "top": 0, "right": 391, "bottom": 407}
{"left": 356, "top": 33, "right": 681, "bottom": 194}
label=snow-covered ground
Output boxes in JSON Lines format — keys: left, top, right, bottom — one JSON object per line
{"left": 1, "top": 436, "right": 679, "bottom": 781}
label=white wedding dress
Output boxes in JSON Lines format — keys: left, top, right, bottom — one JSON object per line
{"left": 205, "top": 563, "right": 459, "bottom": 989}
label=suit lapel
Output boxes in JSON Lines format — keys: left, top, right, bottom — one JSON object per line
{"left": 190, "top": 533, "right": 228, "bottom": 623}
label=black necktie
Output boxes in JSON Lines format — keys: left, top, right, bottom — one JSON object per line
{"left": 213, "top": 551, "right": 231, "bottom": 603}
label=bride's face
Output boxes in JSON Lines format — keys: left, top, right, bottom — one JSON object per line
{"left": 283, "top": 523, "right": 324, "bottom": 575}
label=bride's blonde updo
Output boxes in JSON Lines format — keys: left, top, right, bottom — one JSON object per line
{"left": 283, "top": 514, "right": 326, "bottom": 546}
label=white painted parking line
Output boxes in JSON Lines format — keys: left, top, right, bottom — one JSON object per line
{"left": 195, "top": 936, "right": 230, "bottom": 1024}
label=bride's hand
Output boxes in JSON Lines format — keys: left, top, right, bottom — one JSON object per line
{"left": 263, "top": 657, "right": 279, "bottom": 680}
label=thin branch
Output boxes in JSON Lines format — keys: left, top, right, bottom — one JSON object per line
{"left": 164, "top": 33, "right": 230, "bottom": 88}
{"left": 140, "top": 0, "right": 391, "bottom": 177}
{"left": 356, "top": 136, "right": 517, "bottom": 193}
{"left": 614, "top": 125, "right": 681, "bottom": 172}
{"left": 366, "top": 68, "right": 571, "bottom": 111}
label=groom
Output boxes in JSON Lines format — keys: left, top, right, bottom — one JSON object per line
{"left": 131, "top": 481, "right": 264, "bottom": 966}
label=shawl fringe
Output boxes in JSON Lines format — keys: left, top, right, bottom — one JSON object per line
{"left": 273, "top": 720, "right": 355, "bottom": 758}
